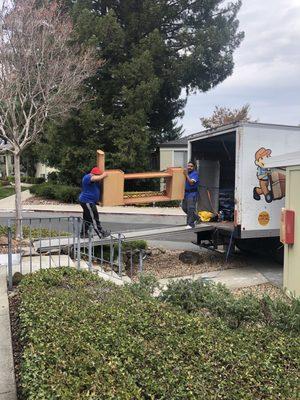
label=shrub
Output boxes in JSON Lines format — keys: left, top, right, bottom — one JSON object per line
{"left": 47, "top": 171, "right": 59, "bottom": 183}
{"left": 93, "top": 240, "right": 147, "bottom": 261}
{"left": 30, "top": 183, "right": 56, "bottom": 198}
{"left": 35, "top": 176, "right": 46, "bottom": 184}
{"left": 21, "top": 176, "right": 46, "bottom": 184}
{"left": 123, "top": 240, "right": 147, "bottom": 251}
{"left": 160, "top": 279, "right": 300, "bottom": 332}
{"left": 17, "top": 268, "right": 300, "bottom": 400}
{"left": 127, "top": 273, "right": 159, "bottom": 299}
{"left": 21, "top": 176, "right": 32, "bottom": 183}
{"left": 55, "top": 185, "right": 80, "bottom": 203}
{"left": 30, "top": 183, "right": 80, "bottom": 203}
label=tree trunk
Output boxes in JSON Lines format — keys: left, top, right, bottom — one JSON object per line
{"left": 14, "top": 152, "right": 22, "bottom": 238}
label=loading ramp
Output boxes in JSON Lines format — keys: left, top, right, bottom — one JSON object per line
{"left": 33, "top": 224, "right": 213, "bottom": 252}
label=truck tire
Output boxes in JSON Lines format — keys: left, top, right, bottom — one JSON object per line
{"left": 235, "top": 238, "right": 283, "bottom": 264}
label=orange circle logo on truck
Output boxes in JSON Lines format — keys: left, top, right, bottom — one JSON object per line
{"left": 258, "top": 211, "right": 270, "bottom": 226}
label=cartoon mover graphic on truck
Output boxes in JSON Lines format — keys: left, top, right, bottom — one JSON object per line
{"left": 253, "top": 147, "right": 286, "bottom": 203}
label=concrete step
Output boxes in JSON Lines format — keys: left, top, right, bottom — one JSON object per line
{"left": 97, "top": 270, "right": 124, "bottom": 286}
{"left": 157, "top": 267, "right": 269, "bottom": 291}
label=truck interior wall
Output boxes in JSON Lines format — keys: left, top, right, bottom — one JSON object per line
{"left": 192, "top": 132, "right": 236, "bottom": 220}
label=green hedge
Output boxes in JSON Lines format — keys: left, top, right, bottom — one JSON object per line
{"left": 5, "top": 176, "right": 45, "bottom": 184}
{"left": 159, "top": 279, "right": 300, "bottom": 331}
{"left": 21, "top": 176, "right": 46, "bottom": 184}
{"left": 30, "top": 183, "right": 80, "bottom": 203}
{"left": 17, "top": 268, "right": 300, "bottom": 400}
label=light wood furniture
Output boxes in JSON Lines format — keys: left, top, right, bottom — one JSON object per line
{"left": 97, "top": 150, "right": 185, "bottom": 206}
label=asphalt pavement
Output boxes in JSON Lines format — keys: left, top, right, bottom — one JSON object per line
{"left": 0, "top": 211, "right": 197, "bottom": 245}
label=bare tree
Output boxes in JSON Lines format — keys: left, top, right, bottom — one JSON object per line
{"left": 200, "top": 104, "right": 253, "bottom": 129}
{"left": 0, "top": 0, "right": 100, "bottom": 236}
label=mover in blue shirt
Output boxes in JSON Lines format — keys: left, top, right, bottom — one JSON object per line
{"left": 79, "top": 167, "right": 110, "bottom": 238}
{"left": 182, "top": 161, "right": 200, "bottom": 228}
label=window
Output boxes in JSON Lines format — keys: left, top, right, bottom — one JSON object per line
{"left": 174, "top": 150, "right": 187, "bottom": 168}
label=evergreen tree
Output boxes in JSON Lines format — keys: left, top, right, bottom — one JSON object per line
{"left": 42, "top": 0, "right": 244, "bottom": 184}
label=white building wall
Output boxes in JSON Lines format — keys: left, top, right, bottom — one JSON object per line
{"left": 35, "top": 162, "right": 58, "bottom": 179}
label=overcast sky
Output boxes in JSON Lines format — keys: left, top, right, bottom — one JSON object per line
{"left": 181, "top": 0, "right": 300, "bottom": 135}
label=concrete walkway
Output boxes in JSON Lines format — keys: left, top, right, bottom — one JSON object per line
{"left": 158, "top": 267, "right": 269, "bottom": 291}
{"left": 0, "top": 190, "right": 32, "bottom": 210}
{"left": 0, "top": 268, "right": 16, "bottom": 400}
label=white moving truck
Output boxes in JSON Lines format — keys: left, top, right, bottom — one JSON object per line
{"left": 188, "top": 122, "right": 300, "bottom": 261}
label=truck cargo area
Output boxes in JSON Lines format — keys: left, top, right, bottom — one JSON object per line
{"left": 191, "top": 131, "right": 236, "bottom": 222}
{"left": 190, "top": 131, "right": 237, "bottom": 251}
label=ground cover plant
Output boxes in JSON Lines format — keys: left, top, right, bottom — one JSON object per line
{"left": 14, "top": 268, "right": 300, "bottom": 399}
{"left": 0, "top": 225, "right": 69, "bottom": 239}
{"left": 159, "top": 278, "right": 300, "bottom": 331}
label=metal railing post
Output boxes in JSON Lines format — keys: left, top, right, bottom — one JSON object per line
{"left": 118, "top": 233, "right": 122, "bottom": 277}
{"left": 72, "top": 217, "right": 76, "bottom": 260}
{"left": 110, "top": 236, "right": 114, "bottom": 272}
{"left": 7, "top": 221, "right": 13, "bottom": 290}
{"left": 77, "top": 217, "right": 81, "bottom": 270}
{"left": 19, "top": 219, "right": 23, "bottom": 274}
{"left": 58, "top": 217, "right": 61, "bottom": 267}
{"left": 100, "top": 244, "right": 103, "bottom": 268}
{"left": 29, "top": 219, "right": 32, "bottom": 274}
{"left": 88, "top": 225, "right": 93, "bottom": 272}
{"left": 49, "top": 218, "right": 52, "bottom": 268}
{"left": 39, "top": 218, "right": 42, "bottom": 270}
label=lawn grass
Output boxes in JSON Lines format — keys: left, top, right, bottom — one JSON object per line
{"left": 0, "top": 186, "right": 27, "bottom": 200}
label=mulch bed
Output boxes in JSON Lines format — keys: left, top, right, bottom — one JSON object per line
{"left": 0, "top": 236, "right": 22, "bottom": 254}
{"left": 130, "top": 249, "right": 249, "bottom": 280}
{"left": 8, "top": 291, "right": 22, "bottom": 398}
{"left": 22, "top": 196, "right": 63, "bottom": 205}
{"left": 232, "top": 282, "right": 289, "bottom": 300}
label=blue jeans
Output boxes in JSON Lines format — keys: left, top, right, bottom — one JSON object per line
{"left": 182, "top": 195, "right": 198, "bottom": 226}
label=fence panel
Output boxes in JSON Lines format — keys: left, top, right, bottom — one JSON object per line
{"left": 4, "top": 216, "right": 144, "bottom": 289}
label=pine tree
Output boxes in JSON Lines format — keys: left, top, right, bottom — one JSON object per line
{"left": 41, "top": 0, "right": 244, "bottom": 183}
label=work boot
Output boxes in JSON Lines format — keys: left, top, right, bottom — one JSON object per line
{"left": 99, "top": 229, "right": 111, "bottom": 238}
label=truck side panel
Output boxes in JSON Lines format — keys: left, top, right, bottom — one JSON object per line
{"left": 235, "top": 127, "right": 243, "bottom": 229}
{"left": 240, "top": 125, "right": 300, "bottom": 238}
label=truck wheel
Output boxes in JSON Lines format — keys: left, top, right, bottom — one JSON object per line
{"left": 235, "top": 239, "right": 256, "bottom": 255}
{"left": 235, "top": 238, "right": 283, "bottom": 264}
{"left": 273, "top": 244, "right": 284, "bottom": 264}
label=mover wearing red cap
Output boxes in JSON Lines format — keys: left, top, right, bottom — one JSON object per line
{"left": 79, "top": 166, "right": 110, "bottom": 238}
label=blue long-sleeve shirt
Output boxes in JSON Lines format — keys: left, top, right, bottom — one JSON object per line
{"left": 185, "top": 170, "right": 199, "bottom": 198}
{"left": 79, "top": 174, "right": 100, "bottom": 204}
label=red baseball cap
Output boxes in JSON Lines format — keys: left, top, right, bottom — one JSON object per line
{"left": 90, "top": 167, "right": 103, "bottom": 175}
